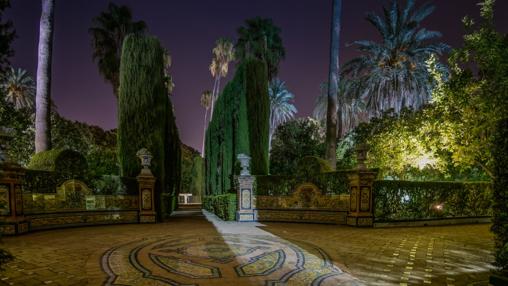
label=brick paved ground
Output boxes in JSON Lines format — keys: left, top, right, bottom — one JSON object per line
{"left": 0, "top": 210, "right": 495, "bottom": 285}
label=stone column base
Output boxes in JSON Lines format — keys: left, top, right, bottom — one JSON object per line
{"left": 236, "top": 210, "right": 257, "bottom": 222}
{"left": 139, "top": 213, "right": 156, "bottom": 223}
{"left": 0, "top": 219, "right": 30, "bottom": 235}
{"left": 347, "top": 216, "right": 373, "bottom": 227}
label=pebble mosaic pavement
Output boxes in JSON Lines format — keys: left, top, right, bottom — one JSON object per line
{"left": 0, "top": 208, "right": 495, "bottom": 285}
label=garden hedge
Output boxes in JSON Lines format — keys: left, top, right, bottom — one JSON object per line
{"left": 205, "top": 59, "right": 269, "bottom": 196}
{"left": 27, "top": 149, "right": 87, "bottom": 179}
{"left": 492, "top": 118, "right": 508, "bottom": 273}
{"left": 255, "top": 170, "right": 350, "bottom": 196}
{"left": 373, "top": 180, "right": 493, "bottom": 221}
{"left": 118, "top": 34, "right": 181, "bottom": 219}
{"left": 203, "top": 194, "right": 237, "bottom": 221}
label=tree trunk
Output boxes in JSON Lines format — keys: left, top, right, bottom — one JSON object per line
{"left": 325, "top": 0, "right": 342, "bottom": 169}
{"left": 35, "top": 0, "right": 55, "bottom": 153}
{"left": 209, "top": 76, "right": 219, "bottom": 121}
{"left": 201, "top": 108, "right": 208, "bottom": 156}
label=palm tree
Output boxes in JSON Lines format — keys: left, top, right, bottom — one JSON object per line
{"left": 268, "top": 79, "right": 297, "bottom": 149}
{"left": 342, "top": 0, "right": 448, "bottom": 117}
{"left": 89, "top": 2, "right": 146, "bottom": 98}
{"left": 236, "top": 17, "right": 285, "bottom": 80}
{"left": 325, "top": 0, "right": 343, "bottom": 169}
{"left": 209, "top": 38, "right": 235, "bottom": 119}
{"left": 0, "top": 67, "right": 35, "bottom": 110}
{"left": 200, "top": 90, "right": 212, "bottom": 155}
{"left": 35, "top": 0, "right": 55, "bottom": 153}
{"left": 314, "top": 80, "right": 366, "bottom": 137}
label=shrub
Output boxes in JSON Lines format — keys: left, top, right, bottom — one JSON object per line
{"left": 374, "top": 180, "right": 493, "bottom": 221}
{"left": 295, "top": 156, "right": 333, "bottom": 178}
{"left": 203, "top": 194, "right": 237, "bottom": 221}
{"left": 255, "top": 171, "right": 349, "bottom": 196}
{"left": 492, "top": 118, "right": 508, "bottom": 273}
{"left": 270, "top": 118, "right": 325, "bottom": 175}
{"left": 91, "top": 175, "right": 126, "bottom": 195}
{"left": 205, "top": 59, "right": 269, "bottom": 196}
{"left": 118, "top": 34, "right": 181, "bottom": 219}
{"left": 27, "top": 149, "right": 87, "bottom": 179}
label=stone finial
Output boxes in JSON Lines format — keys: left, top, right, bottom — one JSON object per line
{"left": 237, "top": 153, "right": 251, "bottom": 176}
{"left": 136, "top": 148, "right": 153, "bottom": 176}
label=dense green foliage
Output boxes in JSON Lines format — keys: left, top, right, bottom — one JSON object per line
{"left": 1, "top": 67, "right": 35, "bottom": 110}
{"left": 205, "top": 59, "right": 269, "bottom": 195}
{"left": 236, "top": 17, "right": 285, "bottom": 80}
{"left": 202, "top": 194, "right": 237, "bottom": 221}
{"left": 338, "top": 0, "right": 507, "bottom": 181}
{"left": 255, "top": 171, "right": 349, "bottom": 196}
{"left": 295, "top": 156, "right": 333, "bottom": 178}
{"left": 27, "top": 149, "right": 87, "bottom": 179}
{"left": 492, "top": 118, "right": 508, "bottom": 273}
{"left": 373, "top": 180, "right": 492, "bottom": 221}
{"left": 89, "top": 2, "right": 146, "bottom": 97}
{"left": 270, "top": 118, "right": 325, "bottom": 175}
{"left": 118, "top": 34, "right": 181, "bottom": 219}
{"left": 0, "top": 0, "right": 15, "bottom": 72}
{"left": 181, "top": 144, "right": 204, "bottom": 199}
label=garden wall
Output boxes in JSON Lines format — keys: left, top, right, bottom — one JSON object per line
{"left": 254, "top": 171, "right": 351, "bottom": 224}
{"left": 0, "top": 167, "right": 144, "bottom": 235}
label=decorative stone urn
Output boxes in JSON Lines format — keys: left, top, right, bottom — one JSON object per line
{"left": 236, "top": 154, "right": 257, "bottom": 222}
{"left": 136, "top": 148, "right": 153, "bottom": 176}
{"left": 237, "top": 153, "right": 251, "bottom": 176}
{"left": 136, "top": 148, "right": 156, "bottom": 223}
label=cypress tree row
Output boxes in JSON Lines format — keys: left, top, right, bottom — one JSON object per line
{"left": 118, "top": 34, "right": 181, "bottom": 219}
{"left": 205, "top": 58, "right": 269, "bottom": 195}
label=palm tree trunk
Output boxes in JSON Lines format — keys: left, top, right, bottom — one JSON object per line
{"left": 209, "top": 76, "right": 219, "bottom": 121}
{"left": 35, "top": 0, "right": 55, "bottom": 153}
{"left": 325, "top": 0, "right": 342, "bottom": 169}
{"left": 201, "top": 108, "right": 208, "bottom": 156}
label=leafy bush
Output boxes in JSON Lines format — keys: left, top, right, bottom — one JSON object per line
{"left": 295, "top": 156, "right": 333, "bottom": 178}
{"left": 27, "top": 149, "right": 87, "bottom": 179}
{"left": 374, "top": 180, "right": 493, "bottom": 221}
{"left": 492, "top": 118, "right": 508, "bottom": 273}
{"left": 203, "top": 194, "right": 237, "bottom": 221}
{"left": 270, "top": 118, "right": 325, "bottom": 175}
{"left": 255, "top": 171, "right": 349, "bottom": 196}
{"left": 91, "top": 175, "right": 126, "bottom": 195}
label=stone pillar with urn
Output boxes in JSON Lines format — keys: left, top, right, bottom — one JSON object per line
{"left": 136, "top": 148, "right": 157, "bottom": 223}
{"left": 346, "top": 143, "right": 378, "bottom": 227}
{"left": 236, "top": 154, "right": 257, "bottom": 222}
{"left": 0, "top": 127, "right": 29, "bottom": 235}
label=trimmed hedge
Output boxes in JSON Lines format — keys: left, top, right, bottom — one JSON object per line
{"left": 374, "top": 180, "right": 493, "bottom": 222}
{"left": 205, "top": 59, "right": 269, "bottom": 196}
{"left": 118, "top": 34, "right": 181, "bottom": 219}
{"left": 492, "top": 118, "right": 508, "bottom": 273}
{"left": 203, "top": 194, "right": 237, "bottom": 221}
{"left": 255, "top": 171, "right": 350, "bottom": 196}
{"left": 295, "top": 156, "right": 333, "bottom": 178}
{"left": 28, "top": 149, "right": 87, "bottom": 179}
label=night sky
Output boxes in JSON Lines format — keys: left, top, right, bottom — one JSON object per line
{"left": 5, "top": 0, "right": 508, "bottom": 151}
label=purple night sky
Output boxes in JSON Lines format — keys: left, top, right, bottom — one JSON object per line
{"left": 4, "top": 0, "right": 508, "bottom": 151}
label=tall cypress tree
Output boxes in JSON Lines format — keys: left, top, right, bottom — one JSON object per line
{"left": 118, "top": 34, "right": 180, "bottom": 219}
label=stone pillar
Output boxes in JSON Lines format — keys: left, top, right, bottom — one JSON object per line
{"left": 346, "top": 144, "right": 378, "bottom": 227}
{"left": 136, "top": 148, "right": 157, "bottom": 223}
{"left": 236, "top": 154, "right": 257, "bottom": 222}
{"left": 0, "top": 128, "right": 29, "bottom": 235}
{"left": 346, "top": 170, "right": 377, "bottom": 227}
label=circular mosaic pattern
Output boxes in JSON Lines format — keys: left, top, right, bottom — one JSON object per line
{"left": 101, "top": 234, "right": 361, "bottom": 286}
